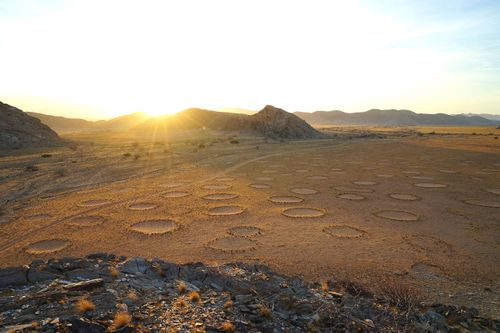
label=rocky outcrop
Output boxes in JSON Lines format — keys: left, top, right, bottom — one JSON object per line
{"left": 0, "top": 255, "right": 497, "bottom": 332}
{"left": 251, "top": 105, "right": 323, "bottom": 139}
{"left": 0, "top": 102, "right": 63, "bottom": 149}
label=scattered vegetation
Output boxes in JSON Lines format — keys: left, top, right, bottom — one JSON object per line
{"left": 374, "top": 277, "right": 422, "bottom": 310}
{"left": 123, "top": 153, "right": 131, "bottom": 158}
{"left": 41, "top": 154, "right": 52, "bottom": 158}
{"left": 133, "top": 154, "right": 140, "bottom": 160}
{"left": 25, "top": 164, "right": 38, "bottom": 172}
{"left": 230, "top": 140, "right": 239, "bottom": 144}
{"left": 223, "top": 299, "right": 234, "bottom": 309}
{"left": 220, "top": 321, "right": 235, "bottom": 332}
{"left": 188, "top": 291, "right": 200, "bottom": 303}
{"left": 175, "top": 299, "right": 187, "bottom": 308}
{"left": 177, "top": 281, "right": 187, "bottom": 294}
{"left": 258, "top": 305, "right": 272, "bottom": 318}
{"left": 109, "top": 312, "right": 131, "bottom": 331}
{"left": 127, "top": 291, "right": 138, "bottom": 301}
{"left": 75, "top": 299, "right": 95, "bottom": 314}
{"left": 109, "top": 267, "right": 119, "bottom": 279}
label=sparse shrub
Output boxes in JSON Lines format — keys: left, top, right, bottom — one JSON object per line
{"left": 429, "top": 131, "right": 436, "bottom": 135}
{"left": 177, "top": 281, "right": 186, "bottom": 294}
{"left": 320, "top": 280, "right": 329, "bottom": 292}
{"left": 198, "top": 143, "right": 205, "bottom": 149}
{"left": 109, "top": 267, "right": 119, "bottom": 279}
{"left": 69, "top": 144, "right": 78, "bottom": 151}
{"left": 259, "top": 305, "right": 271, "bottom": 318}
{"left": 188, "top": 291, "right": 200, "bottom": 303}
{"left": 75, "top": 298, "right": 95, "bottom": 314}
{"left": 374, "top": 277, "right": 421, "bottom": 310}
{"left": 175, "top": 299, "right": 187, "bottom": 308}
{"left": 472, "top": 132, "right": 477, "bottom": 135}
{"left": 255, "top": 146, "right": 259, "bottom": 150}
{"left": 134, "top": 154, "right": 140, "bottom": 160}
{"left": 109, "top": 312, "right": 131, "bottom": 331}
{"left": 494, "top": 137, "right": 498, "bottom": 140}
{"left": 41, "top": 154, "right": 52, "bottom": 158}
{"left": 230, "top": 140, "right": 239, "bottom": 144}
{"left": 224, "top": 299, "right": 234, "bottom": 309}
{"left": 127, "top": 291, "right": 138, "bottom": 301}
{"left": 220, "top": 321, "right": 235, "bottom": 332}
{"left": 123, "top": 153, "right": 131, "bottom": 158}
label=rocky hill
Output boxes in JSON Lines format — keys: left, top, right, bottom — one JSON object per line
{"left": 1, "top": 255, "right": 496, "bottom": 332}
{"left": 0, "top": 102, "right": 63, "bottom": 149}
{"left": 133, "top": 105, "right": 323, "bottom": 139}
{"left": 295, "top": 109, "right": 499, "bottom": 126}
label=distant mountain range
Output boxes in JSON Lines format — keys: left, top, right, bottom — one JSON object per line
{"left": 294, "top": 109, "right": 499, "bottom": 126}
{"left": 27, "top": 111, "right": 151, "bottom": 133}
{"left": 459, "top": 113, "right": 500, "bottom": 122}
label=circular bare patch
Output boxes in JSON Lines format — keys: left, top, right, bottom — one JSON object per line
{"left": 269, "top": 196, "right": 304, "bottom": 203}
{"left": 352, "top": 181, "right": 377, "bottom": 186}
{"left": 161, "top": 182, "right": 185, "bottom": 188}
{"left": 332, "top": 187, "right": 374, "bottom": 193}
{"left": 129, "top": 219, "right": 178, "bottom": 235}
{"left": 376, "top": 174, "right": 393, "bottom": 178}
{"left": 290, "top": 188, "right": 318, "bottom": 195}
{"left": 26, "top": 239, "right": 70, "bottom": 254}
{"left": 227, "top": 226, "right": 262, "bottom": 237}
{"left": 128, "top": 203, "right": 158, "bottom": 210}
{"left": 207, "top": 205, "right": 244, "bottom": 216}
{"left": 374, "top": 210, "right": 419, "bottom": 221}
{"left": 307, "top": 175, "right": 328, "bottom": 180}
{"left": 337, "top": 193, "right": 365, "bottom": 200}
{"left": 389, "top": 193, "right": 420, "bottom": 201}
{"left": 295, "top": 169, "right": 309, "bottom": 173}
{"left": 323, "top": 225, "right": 365, "bottom": 238}
{"left": 262, "top": 170, "right": 277, "bottom": 174}
{"left": 206, "top": 237, "right": 256, "bottom": 252}
{"left": 78, "top": 199, "right": 111, "bottom": 207}
{"left": 215, "top": 177, "right": 234, "bottom": 182}
{"left": 439, "top": 170, "right": 457, "bottom": 174}
{"left": 414, "top": 183, "right": 447, "bottom": 188}
{"left": 410, "top": 262, "right": 446, "bottom": 281}
{"left": 485, "top": 188, "right": 500, "bottom": 195}
{"left": 463, "top": 200, "right": 500, "bottom": 208}
{"left": 282, "top": 207, "right": 325, "bottom": 218}
{"left": 163, "top": 191, "right": 190, "bottom": 198}
{"left": 67, "top": 215, "right": 105, "bottom": 227}
{"left": 411, "top": 176, "right": 434, "bottom": 180}
{"left": 402, "top": 171, "right": 420, "bottom": 175}
{"left": 330, "top": 168, "right": 344, "bottom": 172}
{"left": 404, "top": 234, "right": 453, "bottom": 255}
{"left": 202, "top": 184, "right": 232, "bottom": 190}
{"left": 255, "top": 177, "right": 273, "bottom": 181}
{"left": 203, "top": 193, "right": 239, "bottom": 200}
{"left": 249, "top": 183, "right": 271, "bottom": 189}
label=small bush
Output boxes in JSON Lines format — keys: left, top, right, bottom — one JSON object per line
{"left": 134, "top": 154, "right": 140, "bottom": 160}
{"left": 230, "top": 140, "right": 239, "bottom": 144}
{"left": 198, "top": 144, "right": 205, "bottom": 149}
{"left": 259, "top": 305, "right": 271, "bottom": 318}
{"left": 109, "top": 267, "right": 119, "bottom": 279}
{"left": 54, "top": 168, "right": 67, "bottom": 177}
{"left": 175, "top": 299, "right": 187, "bottom": 308}
{"left": 25, "top": 164, "right": 38, "bottom": 172}
{"left": 109, "top": 312, "right": 131, "bottom": 331}
{"left": 188, "top": 291, "right": 200, "bottom": 303}
{"left": 123, "top": 153, "right": 131, "bottom": 158}
{"left": 224, "top": 299, "right": 234, "bottom": 309}
{"left": 177, "top": 281, "right": 186, "bottom": 294}
{"left": 75, "top": 299, "right": 95, "bottom": 314}
{"left": 220, "top": 321, "right": 235, "bottom": 332}
{"left": 41, "top": 154, "right": 52, "bottom": 158}
{"left": 374, "top": 277, "right": 421, "bottom": 310}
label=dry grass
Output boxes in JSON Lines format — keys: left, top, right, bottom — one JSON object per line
{"left": 175, "top": 299, "right": 187, "bottom": 308}
{"left": 75, "top": 298, "right": 95, "bottom": 314}
{"left": 220, "top": 321, "right": 235, "bottom": 332}
{"left": 374, "top": 277, "right": 422, "bottom": 310}
{"left": 177, "top": 281, "right": 186, "bottom": 294}
{"left": 188, "top": 291, "right": 200, "bottom": 303}
{"left": 223, "top": 299, "right": 234, "bottom": 309}
{"left": 109, "top": 267, "right": 119, "bottom": 279}
{"left": 127, "top": 291, "right": 138, "bottom": 301}
{"left": 109, "top": 312, "right": 131, "bottom": 331}
{"left": 321, "top": 280, "right": 329, "bottom": 292}
{"left": 259, "top": 305, "right": 271, "bottom": 318}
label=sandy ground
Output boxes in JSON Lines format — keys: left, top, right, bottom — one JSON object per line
{"left": 0, "top": 131, "right": 499, "bottom": 318}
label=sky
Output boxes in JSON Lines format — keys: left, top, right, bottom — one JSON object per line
{"left": 0, "top": 0, "right": 499, "bottom": 120}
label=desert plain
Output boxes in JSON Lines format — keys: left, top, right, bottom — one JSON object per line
{"left": 0, "top": 127, "right": 498, "bottom": 319}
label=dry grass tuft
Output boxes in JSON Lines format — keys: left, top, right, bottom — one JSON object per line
{"left": 109, "top": 312, "right": 131, "bottom": 331}
{"left": 110, "top": 267, "right": 119, "bottom": 279}
{"left": 321, "top": 280, "right": 329, "bottom": 292}
{"left": 75, "top": 299, "right": 95, "bottom": 314}
{"left": 259, "top": 305, "right": 271, "bottom": 318}
{"left": 374, "top": 277, "right": 422, "bottom": 310}
{"left": 220, "top": 321, "right": 235, "bottom": 332}
{"left": 127, "top": 291, "right": 138, "bottom": 301}
{"left": 223, "top": 299, "right": 234, "bottom": 309}
{"left": 175, "top": 299, "right": 187, "bottom": 308}
{"left": 188, "top": 291, "right": 200, "bottom": 303}
{"left": 177, "top": 281, "right": 187, "bottom": 294}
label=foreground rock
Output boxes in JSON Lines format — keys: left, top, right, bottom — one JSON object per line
{"left": 0, "top": 101, "right": 63, "bottom": 150}
{"left": 0, "top": 255, "right": 497, "bottom": 332}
